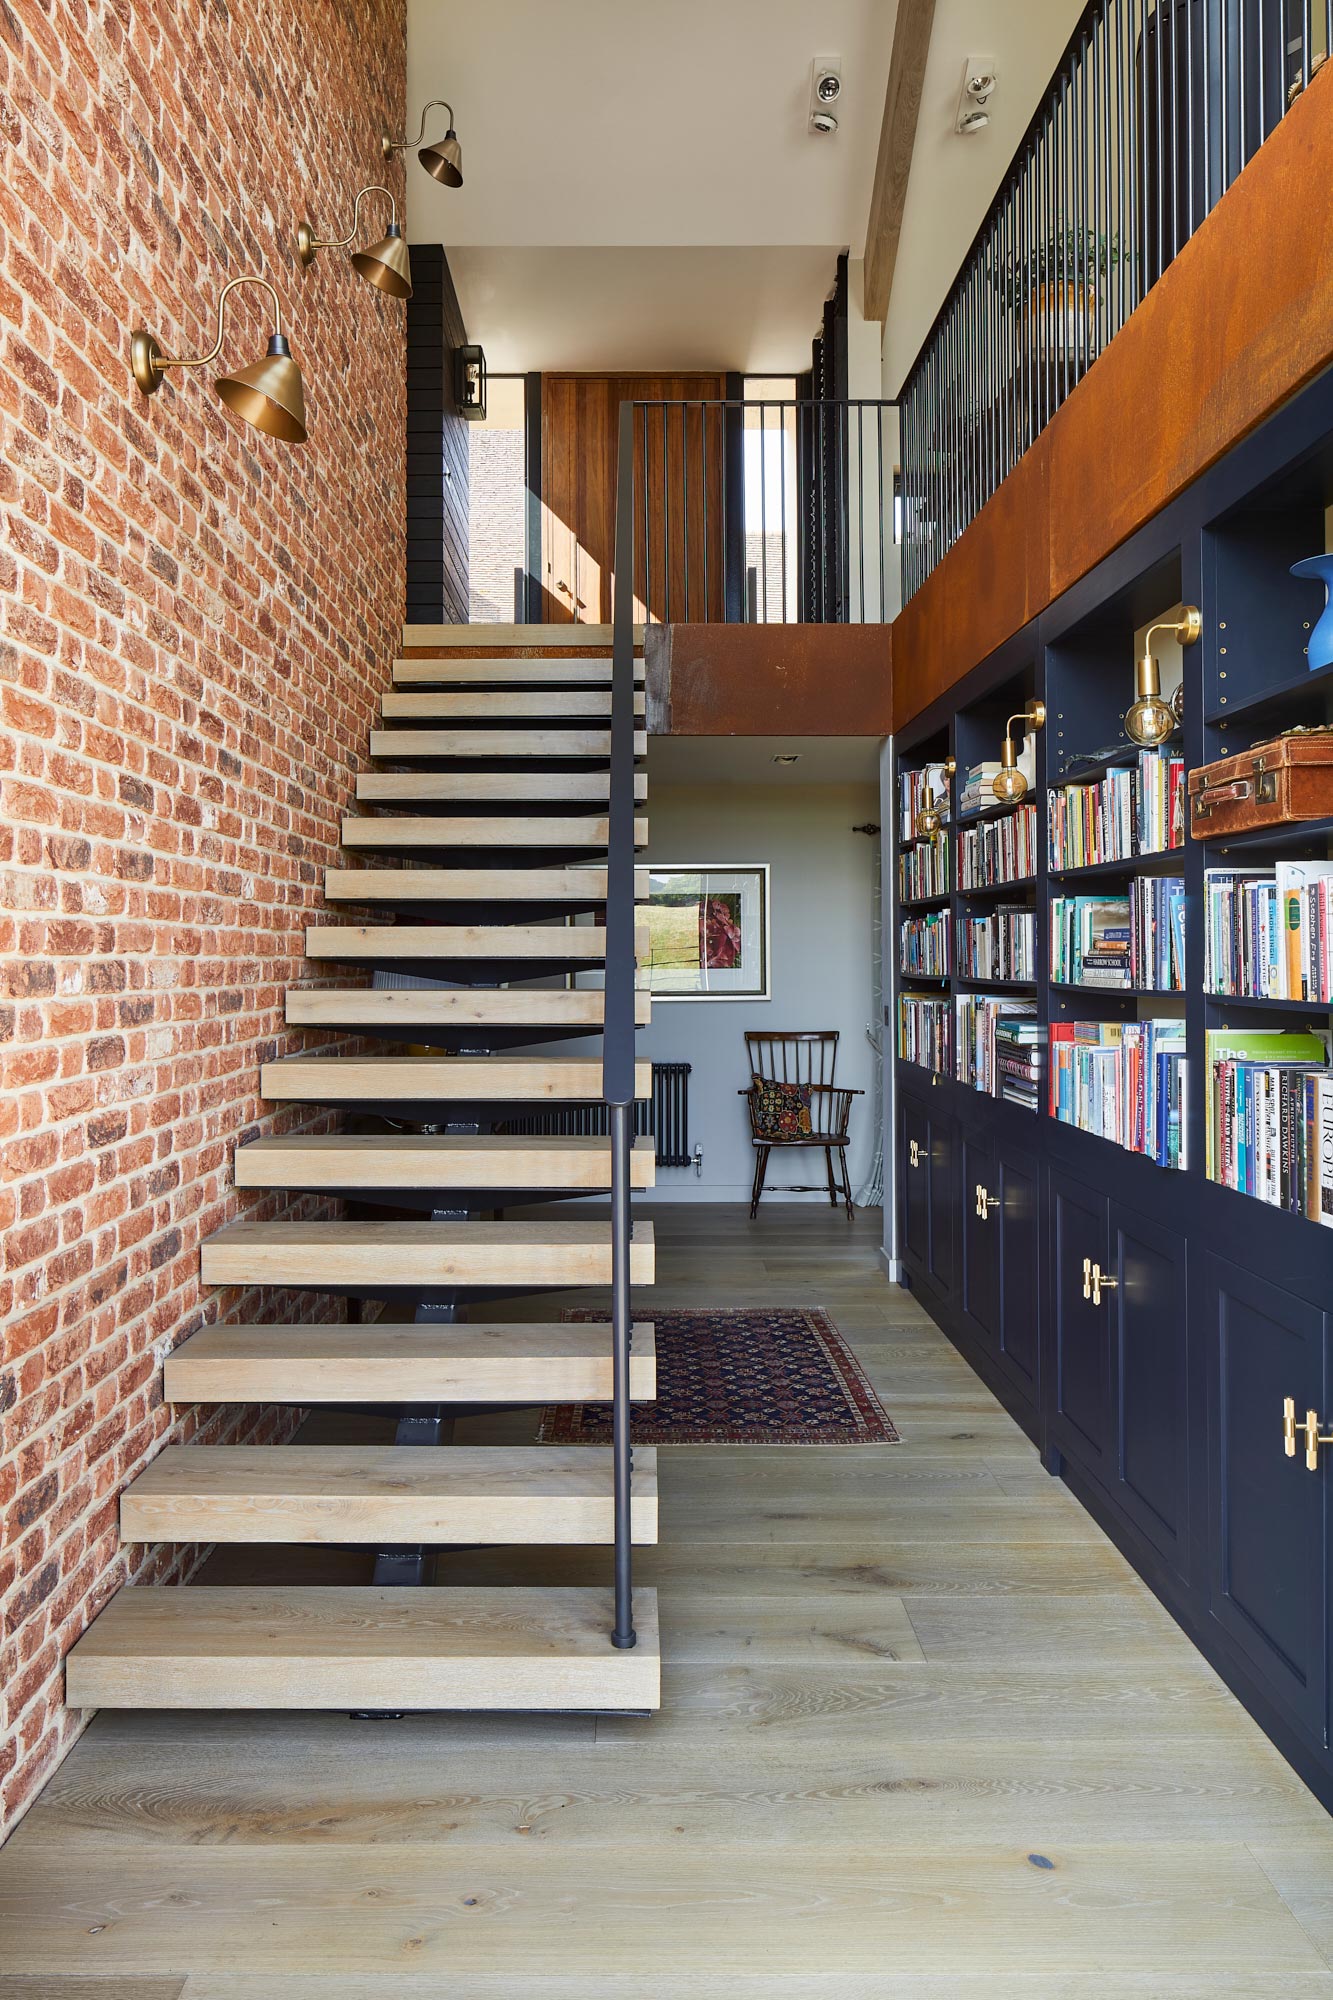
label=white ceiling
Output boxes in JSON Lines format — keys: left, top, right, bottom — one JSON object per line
{"left": 405, "top": 0, "right": 897, "bottom": 371}
{"left": 882, "top": 0, "right": 1086, "bottom": 393}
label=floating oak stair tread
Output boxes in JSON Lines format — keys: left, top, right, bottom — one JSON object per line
{"left": 369, "top": 728, "right": 647, "bottom": 761}
{"left": 304, "top": 923, "right": 634, "bottom": 963}
{"left": 118, "top": 1445, "right": 660, "bottom": 1546}
{"left": 200, "top": 1218, "right": 656, "bottom": 1290}
{"left": 356, "top": 769, "right": 646, "bottom": 806}
{"left": 392, "top": 656, "right": 645, "bottom": 687}
{"left": 381, "top": 690, "right": 645, "bottom": 721}
{"left": 402, "top": 621, "right": 643, "bottom": 651}
{"left": 64, "top": 1585, "right": 661, "bottom": 1710}
{"left": 285, "top": 987, "right": 650, "bottom": 1032}
{"left": 338, "top": 816, "right": 647, "bottom": 851}
{"left": 233, "top": 1133, "right": 656, "bottom": 1191}
{"left": 164, "top": 1321, "right": 658, "bottom": 1404}
{"left": 323, "top": 867, "right": 648, "bottom": 908}
{"left": 260, "top": 1054, "right": 653, "bottom": 1105}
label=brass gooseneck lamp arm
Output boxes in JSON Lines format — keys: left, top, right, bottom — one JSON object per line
{"left": 299, "top": 184, "right": 398, "bottom": 260}
{"left": 132, "top": 274, "right": 283, "bottom": 391}
{"left": 383, "top": 99, "right": 455, "bottom": 156}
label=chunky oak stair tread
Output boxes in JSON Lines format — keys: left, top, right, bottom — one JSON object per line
{"left": 356, "top": 769, "right": 646, "bottom": 807}
{"left": 338, "top": 816, "right": 646, "bottom": 851}
{"left": 164, "top": 1321, "right": 658, "bottom": 1403}
{"left": 285, "top": 986, "right": 650, "bottom": 1032}
{"left": 200, "top": 1218, "right": 657, "bottom": 1289}
{"left": 393, "top": 656, "right": 645, "bottom": 687}
{"left": 322, "top": 867, "right": 648, "bottom": 909}
{"left": 233, "top": 1133, "right": 657, "bottom": 1191}
{"left": 260, "top": 1054, "right": 651, "bottom": 1105}
{"left": 64, "top": 1585, "right": 661, "bottom": 1711}
{"left": 402, "top": 621, "right": 643, "bottom": 650}
{"left": 304, "top": 922, "right": 632, "bottom": 963}
{"left": 381, "top": 689, "right": 646, "bottom": 722}
{"left": 368, "top": 727, "right": 648, "bottom": 761}
{"left": 118, "top": 1445, "right": 660, "bottom": 1546}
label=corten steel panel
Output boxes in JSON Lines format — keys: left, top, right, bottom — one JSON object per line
{"left": 892, "top": 63, "right": 1333, "bottom": 734}
{"left": 646, "top": 623, "right": 891, "bottom": 736}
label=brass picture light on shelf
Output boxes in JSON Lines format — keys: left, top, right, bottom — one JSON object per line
{"left": 1125, "top": 605, "right": 1202, "bottom": 746}
{"left": 297, "top": 185, "right": 412, "bottom": 299}
{"left": 383, "top": 99, "right": 464, "bottom": 186}
{"left": 129, "top": 275, "right": 307, "bottom": 443}
{"left": 991, "top": 700, "right": 1046, "bottom": 804}
{"left": 915, "top": 759, "right": 955, "bottom": 839}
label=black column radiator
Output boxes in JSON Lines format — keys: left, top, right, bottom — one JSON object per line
{"left": 500, "top": 1061, "right": 692, "bottom": 1169}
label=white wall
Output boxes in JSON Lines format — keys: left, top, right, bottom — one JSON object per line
{"left": 639, "top": 778, "right": 881, "bottom": 1203}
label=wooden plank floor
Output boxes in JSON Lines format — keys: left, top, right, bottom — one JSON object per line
{"left": 1, "top": 1204, "right": 1331, "bottom": 1995}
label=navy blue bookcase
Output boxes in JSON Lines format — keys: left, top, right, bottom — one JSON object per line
{"left": 893, "top": 363, "right": 1333, "bottom": 1808}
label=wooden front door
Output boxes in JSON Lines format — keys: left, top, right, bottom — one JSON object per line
{"left": 540, "top": 374, "right": 728, "bottom": 624}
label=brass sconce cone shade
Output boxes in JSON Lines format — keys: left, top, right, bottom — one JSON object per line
{"left": 419, "top": 128, "right": 463, "bottom": 186}
{"left": 351, "top": 223, "right": 413, "bottom": 299}
{"left": 216, "top": 334, "right": 308, "bottom": 443}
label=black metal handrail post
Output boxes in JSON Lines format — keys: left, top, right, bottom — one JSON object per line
{"left": 606, "top": 399, "right": 639, "bottom": 1650}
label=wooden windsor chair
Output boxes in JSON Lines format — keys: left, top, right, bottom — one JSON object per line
{"left": 740, "top": 1030, "right": 862, "bottom": 1220}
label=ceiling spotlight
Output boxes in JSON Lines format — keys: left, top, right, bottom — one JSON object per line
{"left": 992, "top": 702, "right": 1045, "bottom": 804}
{"left": 772, "top": 753, "right": 801, "bottom": 765}
{"left": 816, "top": 71, "right": 841, "bottom": 103}
{"left": 297, "top": 185, "right": 412, "bottom": 299}
{"left": 955, "top": 55, "right": 998, "bottom": 134}
{"left": 384, "top": 99, "right": 464, "bottom": 187}
{"left": 809, "top": 57, "right": 842, "bottom": 135}
{"left": 130, "top": 275, "right": 307, "bottom": 443}
{"left": 1125, "top": 606, "right": 1201, "bottom": 746}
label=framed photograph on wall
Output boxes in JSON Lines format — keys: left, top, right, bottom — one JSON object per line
{"left": 642, "top": 864, "right": 770, "bottom": 1001}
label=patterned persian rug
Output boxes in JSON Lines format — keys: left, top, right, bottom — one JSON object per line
{"left": 537, "top": 1306, "right": 899, "bottom": 1446}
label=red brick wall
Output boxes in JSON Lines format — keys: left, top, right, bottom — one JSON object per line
{"left": 0, "top": 0, "right": 407, "bottom": 1838}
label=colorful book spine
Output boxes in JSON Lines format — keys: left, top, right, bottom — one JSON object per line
{"left": 898, "top": 995, "right": 952, "bottom": 1074}
{"left": 1047, "top": 749, "right": 1185, "bottom": 872}
{"left": 957, "top": 802, "right": 1038, "bottom": 890}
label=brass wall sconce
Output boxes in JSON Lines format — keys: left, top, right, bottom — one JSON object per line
{"left": 297, "top": 185, "right": 412, "bottom": 299}
{"left": 916, "top": 759, "right": 955, "bottom": 839}
{"left": 1125, "top": 605, "right": 1201, "bottom": 746}
{"left": 992, "top": 701, "right": 1046, "bottom": 803}
{"left": 130, "top": 275, "right": 307, "bottom": 443}
{"left": 383, "top": 100, "right": 464, "bottom": 186}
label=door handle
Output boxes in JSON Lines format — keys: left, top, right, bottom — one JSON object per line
{"left": 908, "top": 1140, "right": 920, "bottom": 1169}
{"left": 1082, "top": 1257, "right": 1118, "bottom": 1306}
{"left": 1283, "top": 1396, "right": 1333, "bottom": 1471}
{"left": 975, "top": 1183, "right": 999, "bottom": 1219}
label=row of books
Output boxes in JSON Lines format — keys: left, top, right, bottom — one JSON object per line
{"left": 899, "top": 832, "right": 951, "bottom": 904}
{"left": 957, "top": 906, "right": 1036, "bottom": 983}
{"left": 898, "top": 763, "right": 952, "bottom": 843}
{"left": 1206, "top": 1029, "right": 1333, "bottom": 1221}
{"left": 1049, "top": 1020, "right": 1188, "bottom": 1168}
{"left": 957, "top": 802, "right": 1038, "bottom": 890}
{"left": 954, "top": 994, "right": 1041, "bottom": 1105}
{"left": 957, "top": 760, "right": 1001, "bottom": 816}
{"left": 898, "top": 994, "right": 951, "bottom": 1073}
{"left": 1049, "top": 880, "right": 1186, "bottom": 990}
{"left": 900, "top": 911, "right": 950, "bottom": 979}
{"left": 1047, "top": 748, "right": 1185, "bottom": 872}
{"left": 1204, "top": 863, "right": 1333, "bottom": 1003}
{"left": 997, "top": 1014, "right": 1045, "bottom": 1112}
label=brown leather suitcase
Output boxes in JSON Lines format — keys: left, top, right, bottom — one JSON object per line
{"left": 1188, "top": 729, "right": 1333, "bottom": 838}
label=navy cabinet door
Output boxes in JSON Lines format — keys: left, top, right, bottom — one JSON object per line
{"left": 1111, "top": 1202, "right": 1190, "bottom": 1581}
{"left": 996, "top": 1141, "right": 1041, "bottom": 1402}
{"left": 900, "top": 1094, "right": 930, "bottom": 1279}
{"left": 927, "top": 1103, "right": 956, "bottom": 1300}
{"left": 961, "top": 1133, "right": 999, "bottom": 1356}
{"left": 1049, "top": 1170, "right": 1112, "bottom": 1477}
{"left": 1205, "top": 1253, "right": 1327, "bottom": 1743}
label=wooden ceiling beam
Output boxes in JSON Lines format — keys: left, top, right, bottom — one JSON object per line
{"left": 863, "top": 0, "right": 938, "bottom": 324}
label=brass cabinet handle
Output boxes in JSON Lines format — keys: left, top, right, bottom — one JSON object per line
{"left": 975, "top": 1183, "right": 999, "bottom": 1219}
{"left": 1082, "top": 1257, "right": 1118, "bottom": 1306}
{"left": 1283, "top": 1396, "right": 1333, "bottom": 1471}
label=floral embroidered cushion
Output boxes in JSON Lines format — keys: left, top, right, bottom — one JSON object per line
{"left": 751, "top": 1078, "right": 813, "bottom": 1140}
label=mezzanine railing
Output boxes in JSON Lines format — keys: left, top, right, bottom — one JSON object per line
{"left": 899, "top": 0, "right": 1331, "bottom": 601}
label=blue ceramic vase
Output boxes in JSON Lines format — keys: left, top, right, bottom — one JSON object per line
{"left": 1291, "top": 554, "right": 1333, "bottom": 672}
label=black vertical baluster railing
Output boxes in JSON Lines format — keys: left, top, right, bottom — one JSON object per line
{"left": 606, "top": 399, "right": 639, "bottom": 1651}
{"left": 899, "top": 0, "right": 1326, "bottom": 601}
